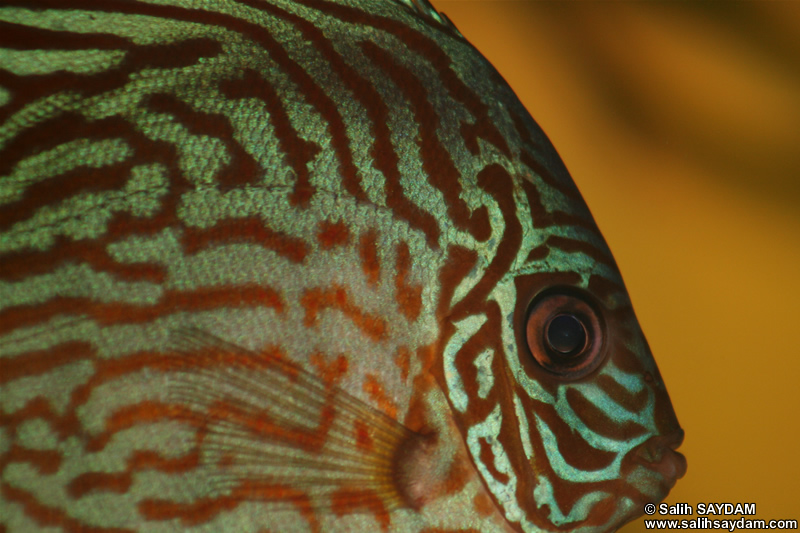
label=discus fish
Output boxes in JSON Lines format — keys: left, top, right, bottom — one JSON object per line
{"left": 0, "top": 0, "right": 685, "bottom": 531}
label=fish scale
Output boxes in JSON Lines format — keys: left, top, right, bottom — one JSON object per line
{"left": 0, "top": 1, "right": 685, "bottom": 532}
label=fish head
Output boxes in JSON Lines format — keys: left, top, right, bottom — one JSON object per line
{"left": 509, "top": 267, "right": 686, "bottom": 530}
{"left": 436, "top": 102, "right": 685, "bottom": 531}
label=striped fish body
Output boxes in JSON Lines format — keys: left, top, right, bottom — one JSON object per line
{"left": 0, "top": 1, "right": 685, "bottom": 532}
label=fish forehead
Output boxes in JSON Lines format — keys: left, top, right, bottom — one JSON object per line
{"left": 0, "top": 0, "right": 679, "bottom": 532}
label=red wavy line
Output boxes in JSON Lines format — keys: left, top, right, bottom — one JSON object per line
{"left": 451, "top": 164, "right": 522, "bottom": 320}
{"left": 596, "top": 374, "right": 649, "bottom": 415}
{"left": 0, "top": 341, "right": 91, "bottom": 385}
{"left": 566, "top": 388, "right": 648, "bottom": 441}
{"left": 359, "top": 229, "right": 381, "bottom": 287}
{"left": 1, "top": 483, "right": 133, "bottom": 533}
{"left": 181, "top": 217, "right": 308, "bottom": 262}
{"left": 1, "top": 445, "right": 61, "bottom": 475}
{"left": 362, "top": 373, "right": 398, "bottom": 420}
{"left": 331, "top": 487, "right": 390, "bottom": 532}
{"left": 218, "top": 69, "right": 320, "bottom": 204}
{"left": 301, "top": 285, "right": 386, "bottom": 341}
{"left": 316, "top": 220, "right": 350, "bottom": 249}
{"left": 0, "top": 284, "right": 284, "bottom": 336}
{"left": 140, "top": 481, "right": 319, "bottom": 531}
{"left": 394, "top": 242, "right": 422, "bottom": 322}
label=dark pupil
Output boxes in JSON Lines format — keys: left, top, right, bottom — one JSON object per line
{"left": 546, "top": 314, "right": 586, "bottom": 355}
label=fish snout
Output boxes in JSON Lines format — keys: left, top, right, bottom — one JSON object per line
{"left": 634, "top": 428, "right": 687, "bottom": 488}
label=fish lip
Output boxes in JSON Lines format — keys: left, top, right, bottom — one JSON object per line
{"left": 621, "top": 432, "right": 686, "bottom": 528}
{"left": 633, "top": 428, "right": 687, "bottom": 490}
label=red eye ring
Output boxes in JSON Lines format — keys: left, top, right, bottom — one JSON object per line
{"left": 525, "top": 290, "right": 605, "bottom": 378}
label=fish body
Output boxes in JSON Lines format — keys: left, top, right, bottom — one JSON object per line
{"left": 0, "top": 1, "right": 685, "bottom": 531}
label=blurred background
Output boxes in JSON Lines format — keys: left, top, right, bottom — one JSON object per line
{"left": 434, "top": 1, "right": 800, "bottom": 531}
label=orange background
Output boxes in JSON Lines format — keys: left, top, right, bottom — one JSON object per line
{"left": 435, "top": 1, "right": 800, "bottom": 530}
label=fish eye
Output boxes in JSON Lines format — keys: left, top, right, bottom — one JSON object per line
{"left": 546, "top": 314, "right": 586, "bottom": 355}
{"left": 525, "top": 290, "right": 605, "bottom": 378}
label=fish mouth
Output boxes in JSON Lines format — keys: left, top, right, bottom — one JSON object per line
{"left": 633, "top": 428, "right": 687, "bottom": 493}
